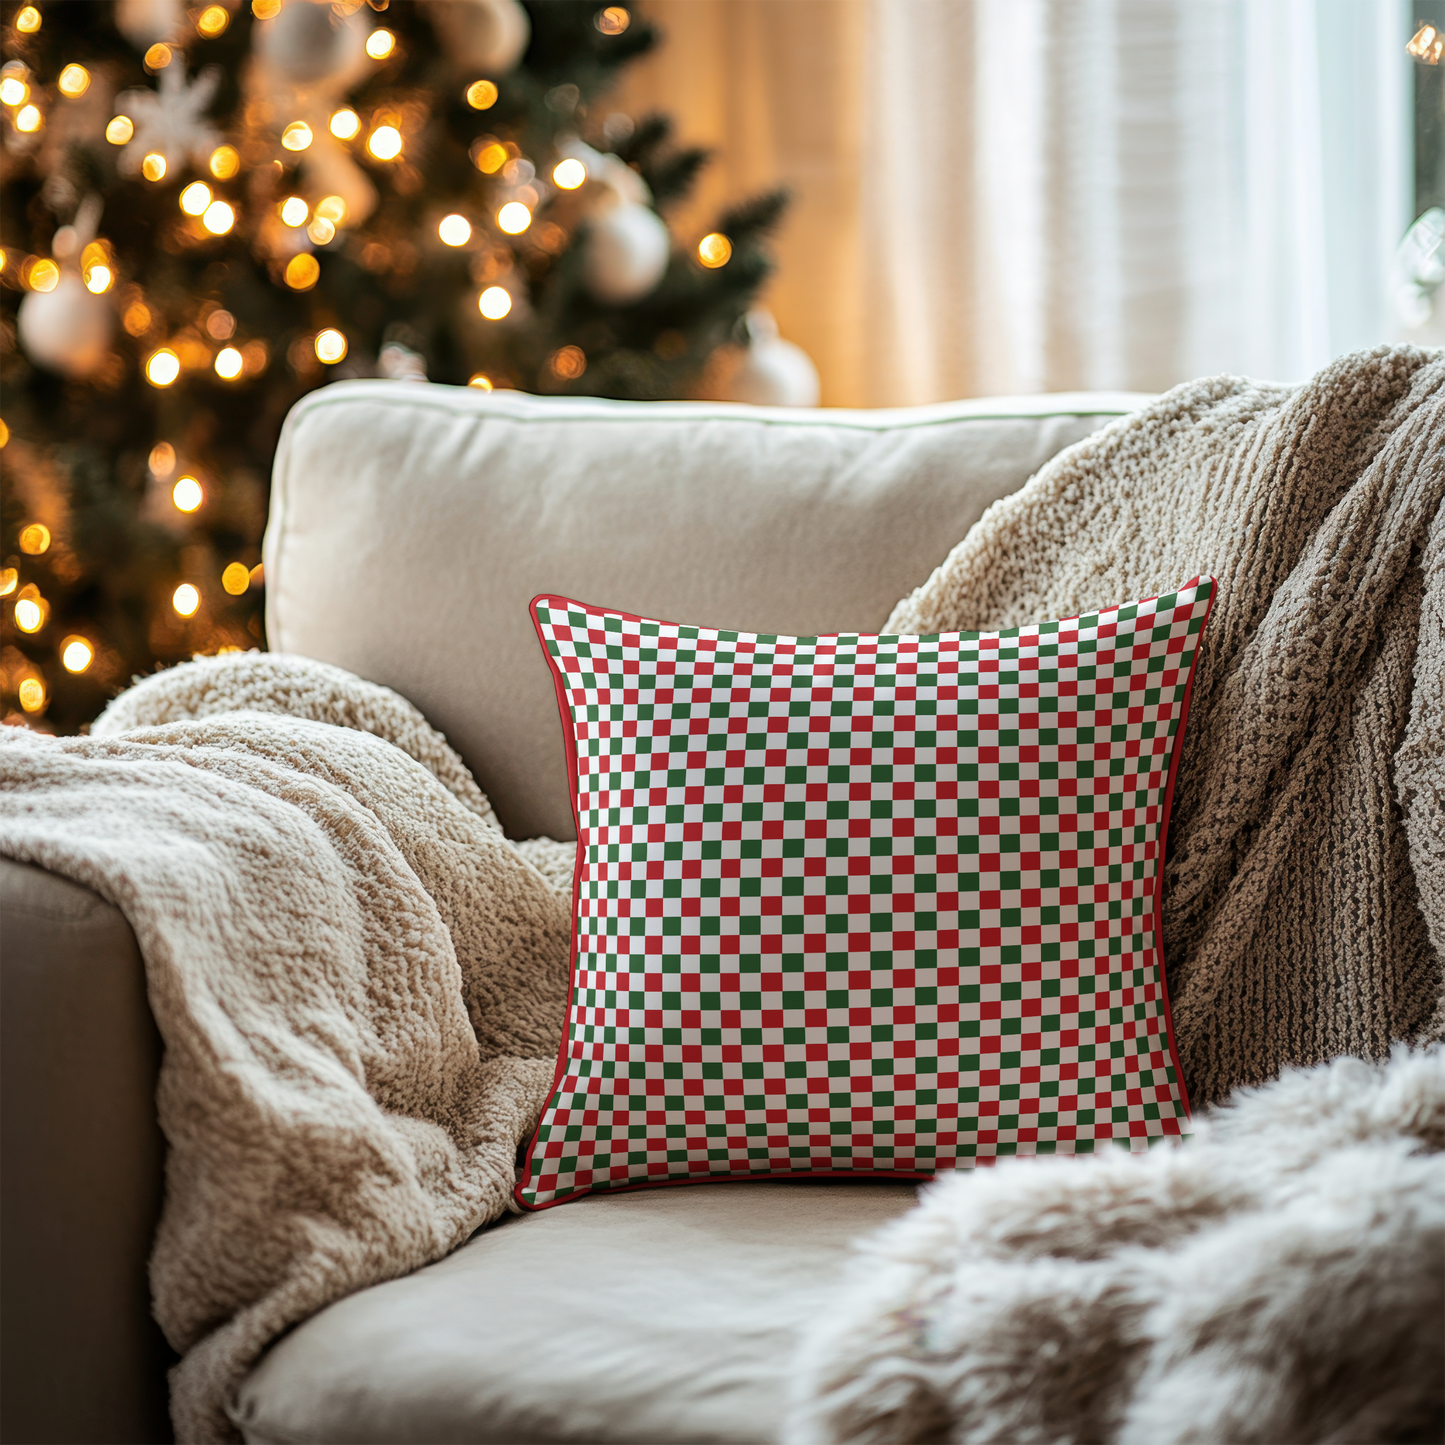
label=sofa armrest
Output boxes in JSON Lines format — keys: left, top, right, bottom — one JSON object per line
{"left": 1, "top": 859, "right": 174, "bottom": 1444}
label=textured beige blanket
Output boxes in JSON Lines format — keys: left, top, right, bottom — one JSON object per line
{"left": 0, "top": 656, "right": 572, "bottom": 1442}
{"left": 889, "top": 345, "right": 1445, "bottom": 1104}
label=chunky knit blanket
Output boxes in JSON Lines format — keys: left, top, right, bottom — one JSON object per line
{"left": 889, "top": 345, "right": 1445, "bottom": 1105}
{"left": 0, "top": 656, "right": 573, "bottom": 1442}
{"left": 784, "top": 345, "right": 1445, "bottom": 1444}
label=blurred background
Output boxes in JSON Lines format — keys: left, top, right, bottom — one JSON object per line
{"left": 1, "top": 0, "right": 1441, "bottom": 735}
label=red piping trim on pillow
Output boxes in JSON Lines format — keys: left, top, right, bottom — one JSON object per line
{"left": 1147, "top": 577, "right": 1215, "bottom": 1120}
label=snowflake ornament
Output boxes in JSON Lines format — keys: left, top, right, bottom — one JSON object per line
{"left": 114, "top": 62, "right": 222, "bottom": 180}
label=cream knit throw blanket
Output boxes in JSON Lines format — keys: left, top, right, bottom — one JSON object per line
{"left": 888, "top": 345, "right": 1445, "bottom": 1105}
{"left": 787, "top": 346, "right": 1445, "bottom": 1445}
{"left": 0, "top": 655, "right": 573, "bottom": 1443}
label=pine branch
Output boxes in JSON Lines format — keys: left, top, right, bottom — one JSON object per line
{"left": 615, "top": 112, "right": 673, "bottom": 165}
{"left": 715, "top": 189, "right": 792, "bottom": 245}
{"left": 647, "top": 146, "right": 711, "bottom": 206}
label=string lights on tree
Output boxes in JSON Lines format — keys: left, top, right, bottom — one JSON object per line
{"left": 0, "top": 0, "right": 796, "bottom": 733}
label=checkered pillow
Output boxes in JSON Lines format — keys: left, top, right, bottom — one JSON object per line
{"left": 516, "top": 578, "right": 1215, "bottom": 1210}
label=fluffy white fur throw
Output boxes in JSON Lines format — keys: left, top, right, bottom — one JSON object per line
{"left": 787, "top": 1047, "right": 1445, "bottom": 1445}
{"left": 0, "top": 654, "right": 572, "bottom": 1442}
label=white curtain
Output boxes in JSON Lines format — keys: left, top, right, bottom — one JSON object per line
{"left": 619, "top": 0, "right": 1413, "bottom": 405}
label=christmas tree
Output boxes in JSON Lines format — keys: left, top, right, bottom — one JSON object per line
{"left": 0, "top": 0, "right": 789, "bottom": 734}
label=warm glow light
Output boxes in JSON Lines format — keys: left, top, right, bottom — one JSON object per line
{"left": 57, "top": 64, "right": 91, "bottom": 97}
{"left": 61, "top": 636, "right": 93, "bottom": 673}
{"left": 365, "top": 27, "right": 395, "bottom": 59}
{"left": 196, "top": 4, "right": 229, "bottom": 37}
{"left": 1408, "top": 24, "right": 1443, "bottom": 63}
{"left": 144, "top": 43, "right": 173, "bottom": 70}
{"left": 214, "top": 346, "right": 243, "bottom": 379}
{"left": 0, "top": 417, "right": 7, "bottom": 445}
{"left": 249, "top": 562, "right": 264, "bottom": 589}
{"left": 221, "top": 562, "right": 250, "bottom": 595}
{"left": 106, "top": 115, "right": 134, "bottom": 144}
{"left": 172, "top": 476, "right": 203, "bottom": 512}
{"left": 596, "top": 6, "right": 630, "bottom": 35}
{"left": 13, "top": 598, "right": 44, "bottom": 632}
{"left": 478, "top": 285, "right": 512, "bottom": 319}
{"left": 209, "top": 144, "right": 240, "bottom": 179}
{"left": 307, "top": 216, "right": 335, "bottom": 245}
{"left": 15, "top": 104, "right": 42, "bottom": 133}
{"left": 550, "top": 344, "right": 586, "bottom": 380}
{"left": 468, "top": 372, "right": 493, "bottom": 390}
{"left": 475, "top": 141, "right": 507, "bottom": 174}
{"left": 280, "top": 195, "right": 309, "bottom": 227}
{"left": 17, "top": 676, "right": 46, "bottom": 712}
{"left": 149, "top": 441, "right": 176, "bottom": 475}
{"left": 438, "top": 213, "right": 472, "bottom": 246}
{"left": 146, "top": 348, "right": 181, "bottom": 386}
{"left": 142, "top": 152, "right": 168, "bottom": 181}
{"left": 281, "top": 121, "right": 313, "bottom": 152}
{"left": 466, "top": 79, "right": 498, "bottom": 110}
{"left": 366, "top": 124, "right": 402, "bottom": 161}
{"left": 202, "top": 200, "right": 235, "bottom": 235}
{"left": 180, "top": 180, "right": 213, "bottom": 215}
{"left": 314, "top": 328, "right": 347, "bottom": 363}
{"left": 552, "top": 157, "right": 586, "bottom": 190}
{"left": 18, "top": 523, "right": 50, "bottom": 554}
{"left": 284, "top": 253, "right": 320, "bottom": 290}
{"left": 15, "top": 7, "right": 41, "bottom": 34}
{"left": 84, "top": 264, "right": 112, "bottom": 293}
{"left": 207, "top": 309, "right": 235, "bottom": 339}
{"left": 124, "top": 301, "right": 152, "bottom": 336}
{"left": 27, "top": 259, "right": 59, "bottom": 292}
{"left": 698, "top": 232, "right": 732, "bottom": 268}
{"left": 0, "top": 77, "right": 27, "bottom": 106}
{"left": 497, "top": 201, "right": 531, "bottom": 234}
{"left": 252, "top": 0, "right": 281, "bottom": 17}
{"left": 329, "top": 107, "right": 360, "bottom": 140}
{"left": 0, "top": 568, "right": 15, "bottom": 595}
{"left": 315, "top": 194, "right": 347, "bottom": 224}
{"left": 172, "top": 583, "right": 200, "bottom": 617}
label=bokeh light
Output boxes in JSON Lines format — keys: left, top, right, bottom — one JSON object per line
{"left": 438, "top": 213, "right": 472, "bottom": 246}
{"left": 478, "top": 286, "right": 512, "bottom": 319}
{"left": 172, "top": 476, "right": 203, "bottom": 512}
{"left": 314, "top": 328, "right": 347, "bottom": 363}
{"left": 146, "top": 348, "right": 181, "bottom": 386}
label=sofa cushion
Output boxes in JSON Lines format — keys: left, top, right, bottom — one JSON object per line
{"left": 232, "top": 1179, "right": 918, "bottom": 1445}
{"left": 264, "top": 385, "right": 1149, "bottom": 840}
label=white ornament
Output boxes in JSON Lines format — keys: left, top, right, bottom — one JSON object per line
{"left": 426, "top": 0, "right": 530, "bottom": 76}
{"left": 722, "top": 310, "right": 820, "bottom": 408}
{"left": 255, "top": 0, "right": 370, "bottom": 87}
{"left": 18, "top": 273, "right": 114, "bottom": 379}
{"left": 115, "top": 62, "right": 222, "bottom": 178}
{"left": 116, "top": 0, "right": 186, "bottom": 48}
{"left": 584, "top": 202, "right": 671, "bottom": 306}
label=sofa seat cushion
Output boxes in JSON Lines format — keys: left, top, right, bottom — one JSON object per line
{"left": 232, "top": 1179, "right": 918, "bottom": 1445}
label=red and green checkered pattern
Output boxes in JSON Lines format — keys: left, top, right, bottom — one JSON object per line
{"left": 516, "top": 578, "right": 1214, "bottom": 1210}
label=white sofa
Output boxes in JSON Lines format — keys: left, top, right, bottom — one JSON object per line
{"left": 0, "top": 383, "right": 1150, "bottom": 1444}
